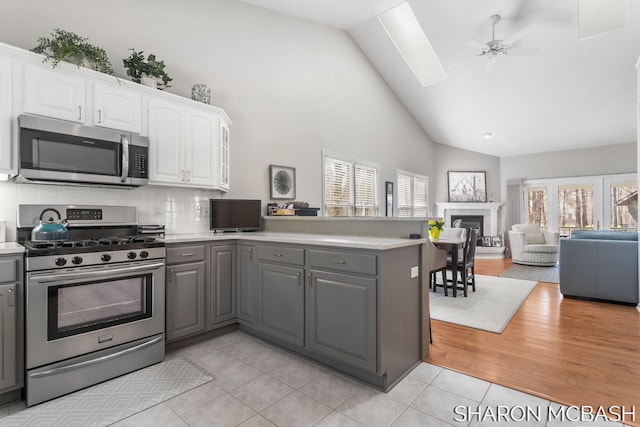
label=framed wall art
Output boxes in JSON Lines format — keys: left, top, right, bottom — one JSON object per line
{"left": 447, "top": 171, "right": 487, "bottom": 203}
{"left": 270, "top": 165, "right": 296, "bottom": 199}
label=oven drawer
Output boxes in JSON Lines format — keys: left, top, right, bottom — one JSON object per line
{"left": 256, "top": 245, "right": 304, "bottom": 265}
{"left": 308, "top": 250, "right": 377, "bottom": 275}
{"left": 166, "top": 245, "right": 205, "bottom": 264}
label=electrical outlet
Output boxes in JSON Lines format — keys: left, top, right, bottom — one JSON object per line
{"left": 152, "top": 206, "right": 161, "bottom": 217}
{"left": 194, "top": 204, "right": 201, "bottom": 218}
{"left": 410, "top": 266, "right": 419, "bottom": 278}
{"left": 203, "top": 206, "right": 210, "bottom": 218}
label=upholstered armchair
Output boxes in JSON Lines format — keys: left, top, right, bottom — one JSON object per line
{"left": 508, "top": 224, "right": 559, "bottom": 266}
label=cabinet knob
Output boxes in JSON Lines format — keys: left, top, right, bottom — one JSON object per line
{"left": 272, "top": 253, "right": 283, "bottom": 257}
{"left": 8, "top": 288, "right": 14, "bottom": 306}
{"left": 78, "top": 106, "right": 83, "bottom": 120}
{"left": 332, "top": 260, "right": 347, "bottom": 264}
{"left": 98, "top": 109, "right": 102, "bottom": 123}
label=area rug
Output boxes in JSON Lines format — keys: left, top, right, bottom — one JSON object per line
{"left": 0, "top": 357, "right": 213, "bottom": 427}
{"left": 498, "top": 263, "right": 559, "bottom": 283}
{"left": 430, "top": 275, "right": 537, "bottom": 333}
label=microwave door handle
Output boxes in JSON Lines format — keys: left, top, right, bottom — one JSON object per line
{"left": 121, "top": 134, "right": 129, "bottom": 183}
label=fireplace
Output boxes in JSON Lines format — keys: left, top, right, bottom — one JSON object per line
{"left": 451, "top": 215, "right": 484, "bottom": 236}
{"left": 451, "top": 214, "right": 484, "bottom": 245}
{"left": 435, "top": 202, "right": 505, "bottom": 258}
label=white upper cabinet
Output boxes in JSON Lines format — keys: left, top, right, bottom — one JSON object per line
{"left": 185, "top": 107, "right": 217, "bottom": 187}
{"left": 23, "top": 64, "right": 86, "bottom": 123}
{"left": 147, "top": 96, "right": 229, "bottom": 190}
{"left": 93, "top": 83, "right": 142, "bottom": 133}
{"left": 0, "top": 41, "right": 230, "bottom": 188}
{"left": 148, "top": 97, "right": 184, "bottom": 185}
{"left": 0, "top": 56, "right": 12, "bottom": 174}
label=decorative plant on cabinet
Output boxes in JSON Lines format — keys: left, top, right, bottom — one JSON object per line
{"left": 31, "top": 28, "right": 114, "bottom": 75}
{"left": 122, "top": 49, "right": 172, "bottom": 90}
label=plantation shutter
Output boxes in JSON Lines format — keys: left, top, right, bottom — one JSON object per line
{"left": 354, "top": 164, "right": 378, "bottom": 217}
{"left": 397, "top": 173, "right": 412, "bottom": 217}
{"left": 413, "top": 175, "right": 428, "bottom": 217}
{"left": 397, "top": 170, "right": 429, "bottom": 217}
{"left": 324, "top": 156, "right": 353, "bottom": 216}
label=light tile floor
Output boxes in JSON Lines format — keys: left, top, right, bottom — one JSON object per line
{"left": 2, "top": 330, "right": 631, "bottom": 426}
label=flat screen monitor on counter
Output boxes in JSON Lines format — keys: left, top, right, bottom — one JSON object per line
{"left": 210, "top": 199, "right": 262, "bottom": 232}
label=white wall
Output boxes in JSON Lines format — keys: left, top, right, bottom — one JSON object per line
{"left": 0, "top": 0, "right": 436, "bottom": 222}
{"left": 0, "top": 0, "right": 439, "bottom": 239}
{"left": 431, "top": 142, "right": 501, "bottom": 206}
{"left": 500, "top": 142, "right": 637, "bottom": 184}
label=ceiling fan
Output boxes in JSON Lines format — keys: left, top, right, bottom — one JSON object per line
{"left": 457, "top": 14, "right": 537, "bottom": 73}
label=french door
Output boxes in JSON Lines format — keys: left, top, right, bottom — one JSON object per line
{"left": 523, "top": 173, "right": 637, "bottom": 234}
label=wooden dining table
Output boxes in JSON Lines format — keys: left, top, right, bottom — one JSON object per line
{"left": 431, "top": 236, "right": 466, "bottom": 297}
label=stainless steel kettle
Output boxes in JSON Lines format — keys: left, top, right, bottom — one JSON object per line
{"left": 31, "top": 208, "right": 68, "bottom": 241}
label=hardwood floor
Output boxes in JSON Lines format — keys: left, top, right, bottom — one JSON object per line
{"left": 426, "top": 258, "right": 640, "bottom": 426}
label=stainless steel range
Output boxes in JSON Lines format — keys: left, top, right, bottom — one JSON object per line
{"left": 17, "top": 204, "right": 165, "bottom": 407}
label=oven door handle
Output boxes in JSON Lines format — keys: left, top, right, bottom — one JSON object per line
{"left": 28, "top": 335, "right": 164, "bottom": 379}
{"left": 29, "top": 262, "right": 165, "bottom": 283}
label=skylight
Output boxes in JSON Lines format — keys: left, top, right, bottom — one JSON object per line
{"left": 377, "top": 2, "right": 447, "bottom": 87}
{"left": 579, "top": 0, "right": 631, "bottom": 39}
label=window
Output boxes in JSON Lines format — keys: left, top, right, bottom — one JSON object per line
{"left": 610, "top": 182, "right": 637, "bottom": 230}
{"left": 397, "top": 170, "right": 429, "bottom": 217}
{"left": 525, "top": 187, "right": 547, "bottom": 228}
{"left": 323, "top": 152, "right": 379, "bottom": 217}
{"left": 523, "top": 174, "right": 637, "bottom": 234}
{"left": 558, "top": 184, "right": 594, "bottom": 234}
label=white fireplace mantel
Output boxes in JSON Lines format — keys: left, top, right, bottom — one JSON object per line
{"left": 435, "top": 202, "right": 504, "bottom": 236}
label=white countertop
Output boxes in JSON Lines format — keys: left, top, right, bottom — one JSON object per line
{"left": 0, "top": 242, "right": 25, "bottom": 255}
{"left": 164, "top": 231, "right": 427, "bottom": 250}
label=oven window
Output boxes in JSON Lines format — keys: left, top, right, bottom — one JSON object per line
{"left": 47, "top": 274, "right": 153, "bottom": 340}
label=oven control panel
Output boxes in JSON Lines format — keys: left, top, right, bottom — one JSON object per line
{"left": 66, "top": 209, "right": 103, "bottom": 221}
{"left": 25, "top": 247, "right": 166, "bottom": 272}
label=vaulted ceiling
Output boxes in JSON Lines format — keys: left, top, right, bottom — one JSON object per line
{"left": 239, "top": 0, "right": 640, "bottom": 157}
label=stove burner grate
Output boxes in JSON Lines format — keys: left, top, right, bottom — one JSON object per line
{"left": 24, "top": 236, "right": 159, "bottom": 252}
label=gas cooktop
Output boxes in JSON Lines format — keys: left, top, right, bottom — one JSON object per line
{"left": 22, "top": 235, "right": 163, "bottom": 256}
{"left": 17, "top": 204, "right": 166, "bottom": 271}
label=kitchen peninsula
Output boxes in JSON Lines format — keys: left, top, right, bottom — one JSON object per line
{"left": 164, "top": 228, "right": 430, "bottom": 392}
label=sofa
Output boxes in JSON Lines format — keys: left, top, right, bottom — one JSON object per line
{"left": 508, "top": 224, "right": 560, "bottom": 266}
{"left": 559, "top": 230, "right": 639, "bottom": 304}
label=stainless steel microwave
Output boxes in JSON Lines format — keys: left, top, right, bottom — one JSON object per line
{"left": 17, "top": 114, "right": 149, "bottom": 187}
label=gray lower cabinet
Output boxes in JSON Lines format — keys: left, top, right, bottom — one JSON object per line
{"left": 0, "top": 255, "right": 23, "bottom": 393}
{"left": 207, "top": 244, "right": 236, "bottom": 327}
{"left": 256, "top": 261, "right": 304, "bottom": 347}
{"left": 166, "top": 245, "right": 206, "bottom": 342}
{"left": 236, "top": 245, "right": 255, "bottom": 325}
{"left": 164, "top": 239, "right": 422, "bottom": 391}
{"left": 306, "top": 270, "right": 376, "bottom": 373}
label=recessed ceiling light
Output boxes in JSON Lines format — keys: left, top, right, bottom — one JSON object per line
{"left": 483, "top": 133, "right": 493, "bottom": 139}
{"left": 378, "top": 2, "right": 447, "bottom": 87}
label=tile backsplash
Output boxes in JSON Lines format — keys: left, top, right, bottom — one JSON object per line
{"left": 0, "top": 180, "right": 219, "bottom": 242}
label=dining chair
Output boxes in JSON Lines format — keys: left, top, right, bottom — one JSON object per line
{"left": 445, "top": 228, "right": 479, "bottom": 297}
{"left": 428, "top": 240, "right": 448, "bottom": 292}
